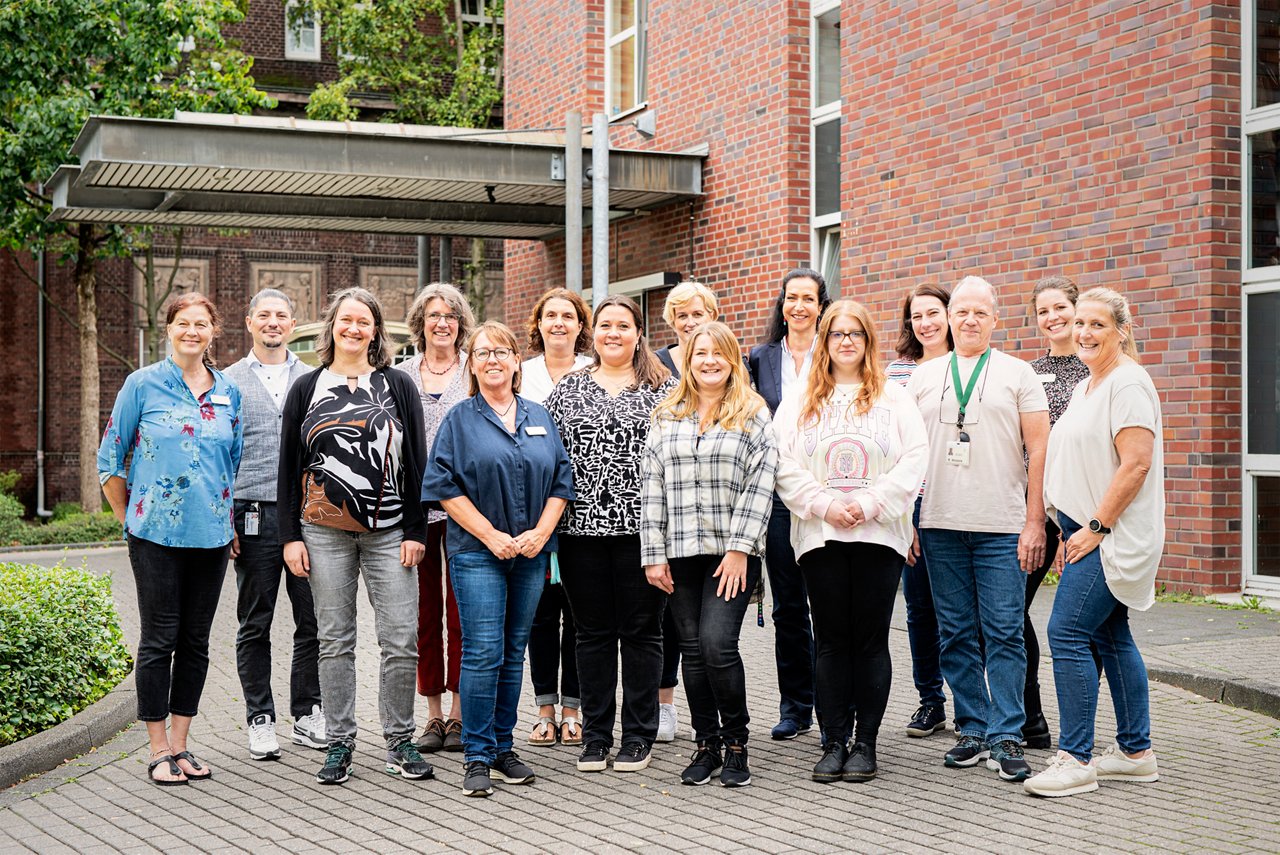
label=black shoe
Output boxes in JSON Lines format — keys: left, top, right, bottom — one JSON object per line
{"left": 680, "top": 740, "right": 723, "bottom": 785}
{"left": 944, "top": 735, "right": 990, "bottom": 768}
{"left": 385, "top": 740, "right": 434, "bottom": 780}
{"left": 316, "top": 743, "right": 353, "bottom": 785}
{"left": 461, "top": 760, "right": 493, "bottom": 796}
{"left": 490, "top": 750, "right": 535, "bottom": 784}
{"left": 812, "top": 739, "right": 847, "bottom": 783}
{"left": 720, "top": 743, "right": 751, "bottom": 788}
{"left": 905, "top": 704, "right": 947, "bottom": 738}
{"left": 1021, "top": 713, "right": 1052, "bottom": 749}
{"left": 842, "top": 741, "right": 877, "bottom": 782}
{"left": 577, "top": 740, "right": 610, "bottom": 772}
{"left": 770, "top": 719, "right": 812, "bottom": 740}
{"left": 613, "top": 740, "right": 652, "bottom": 772}
{"left": 986, "top": 739, "right": 1032, "bottom": 782}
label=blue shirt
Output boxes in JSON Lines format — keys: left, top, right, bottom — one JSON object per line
{"left": 98, "top": 358, "right": 243, "bottom": 548}
{"left": 421, "top": 394, "right": 575, "bottom": 557}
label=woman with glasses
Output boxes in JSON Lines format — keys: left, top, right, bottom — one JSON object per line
{"left": 395, "top": 284, "right": 475, "bottom": 755}
{"left": 422, "top": 321, "right": 574, "bottom": 797}
{"left": 774, "top": 300, "right": 928, "bottom": 783}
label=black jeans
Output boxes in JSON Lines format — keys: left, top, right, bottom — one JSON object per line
{"left": 559, "top": 534, "right": 664, "bottom": 747}
{"left": 765, "top": 497, "right": 815, "bottom": 725}
{"left": 128, "top": 535, "right": 230, "bottom": 721}
{"left": 667, "top": 554, "right": 762, "bottom": 746}
{"left": 528, "top": 577, "right": 581, "bottom": 708}
{"left": 660, "top": 608, "right": 681, "bottom": 689}
{"left": 233, "top": 500, "right": 321, "bottom": 723}
{"left": 799, "top": 541, "right": 903, "bottom": 746}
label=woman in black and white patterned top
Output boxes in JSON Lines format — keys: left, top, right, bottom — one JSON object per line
{"left": 545, "top": 295, "right": 675, "bottom": 774}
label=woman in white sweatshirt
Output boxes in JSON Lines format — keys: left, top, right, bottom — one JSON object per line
{"left": 773, "top": 299, "right": 928, "bottom": 784}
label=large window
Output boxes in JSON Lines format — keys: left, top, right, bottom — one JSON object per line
{"left": 811, "top": 2, "right": 841, "bottom": 294}
{"left": 606, "top": 0, "right": 647, "bottom": 117}
{"left": 285, "top": 0, "right": 321, "bottom": 61}
{"left": 1244, "top": 1, "right": 1280, "bottom": 591}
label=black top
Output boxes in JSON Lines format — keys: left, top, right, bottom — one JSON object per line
{"left": 656, "top": 345, "right": 681, "bottom": 378}
{"left": 747, "top": 340, "right": 785, "bottom": 415}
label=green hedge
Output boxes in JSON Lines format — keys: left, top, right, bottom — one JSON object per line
{"left": 0, "top": 562, "right": 132, "bottom": 747}
{"left": 0, "top": 493, "right": 122, "bottom": 547}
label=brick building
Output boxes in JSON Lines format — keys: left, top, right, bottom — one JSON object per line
{"left": 502, "top": 0, "right": 1277, "bottom": 597}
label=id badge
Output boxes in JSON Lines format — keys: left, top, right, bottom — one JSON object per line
{"left": 244, "top": 504, "right": 261, "bottom": 536}
{"left": 945, "top": 440, "right": 971, "bottom": 467}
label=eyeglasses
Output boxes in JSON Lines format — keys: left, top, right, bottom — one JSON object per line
{"left": 827, "top": 329, "right": 867, "bottom": 343}
{"left": 472, "top": 347, "right": 513, "bottom": 361}
{"left": 427, "top": 312, "right": 460, "bottom": 325}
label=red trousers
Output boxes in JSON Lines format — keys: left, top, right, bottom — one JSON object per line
{"left": 417, "top": 521, "right": 462, "bottom": 696}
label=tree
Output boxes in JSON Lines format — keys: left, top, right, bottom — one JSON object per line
{"left": 302, "top": 0, "right": 504, "bottom": 315}
{"left": 0, "top": 0, "right": 272, "bottom": 510}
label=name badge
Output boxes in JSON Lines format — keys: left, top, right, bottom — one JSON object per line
{"left": 209, "top": 394, "right": 232, "bottom": 406}
{"left": 525, "top": 425, "right": 548, "bottom": 436}
{"left": 945, "top": 440, "right": 971, "bottom": 467}
{"left": 1037, "top": 373, "right": 1055, "bottom": 384}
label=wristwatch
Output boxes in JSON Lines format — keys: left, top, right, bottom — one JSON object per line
{"left": 1088, "top": 518, "right": 1112, "bottom": 535}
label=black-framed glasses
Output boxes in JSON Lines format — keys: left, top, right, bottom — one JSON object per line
{"left": 827, "top": 329, "right": 867, "bottom": 343}
{"left": 427, "top": 311, "right": 460, "bottom": 325}
{"left": 472, "top": 347, "right": 513, "bottom": 361}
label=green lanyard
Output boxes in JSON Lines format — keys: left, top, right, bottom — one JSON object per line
{"left": 949, "top": 348, "right": 990, "bottom": 427}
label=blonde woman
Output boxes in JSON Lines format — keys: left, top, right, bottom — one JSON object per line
{"left": 774, "top": 300, "right": 928, "bottom": 783}
{"left": 642, "top": 322, "right": 777, "bottom": 788}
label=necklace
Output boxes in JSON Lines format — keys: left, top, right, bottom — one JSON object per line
{"left": 424, "top": 354, "right": 458, "bottom": 376}
{"left": 494, "top": 397, "right": 517, "bottom": 418}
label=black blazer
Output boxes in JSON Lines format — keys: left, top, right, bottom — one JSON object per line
{"left": 656, "top": 345, "right": 681, "bottom": 379}
{"left": 747, "top": 340, "right": 785, "bottom": 415}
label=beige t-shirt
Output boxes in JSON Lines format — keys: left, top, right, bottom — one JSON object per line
{"left": 908, "top": 348, "right": 1048, "bottom": 533}
{"left": 1044, "top": 362, "right": 1164, "bottom": 611}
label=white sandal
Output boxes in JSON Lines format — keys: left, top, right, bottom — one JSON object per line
{"left": 560, "top": 716, "right": 582, "bottom": 746}
{"left": 528, "top": 715, "right": 558, "bottom": 747}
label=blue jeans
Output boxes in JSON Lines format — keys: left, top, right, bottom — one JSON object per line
{"left": 449, "top": 549, "right": 547, "bottom": 765}
{"left": 765, "top": 497, "right": 815, "bottom": 725}
{"left": 920, "top": 528, "right": 1027, "bottom": 745}
{"left": 1049, "top": 514, "right": 1152, "bottom": 762}
{"left": 902, "top": 497, "right": 945, "bottom": 708}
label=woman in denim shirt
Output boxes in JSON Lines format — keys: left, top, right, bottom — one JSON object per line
{"left": 98, "top": 293, "right": 243, "bottom": 786}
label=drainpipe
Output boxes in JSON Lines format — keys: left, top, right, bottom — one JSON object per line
{"left": 591, "top": 112, "right": 609, "bottom": 309}
{"left": 35, "top": 186, "right": 52, "bottom": 518}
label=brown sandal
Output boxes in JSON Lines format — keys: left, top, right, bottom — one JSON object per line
{"left": 528, "top": 716, "right": 558, "bottom": 747}
{"left": 560, "top": 717, "right": 582, "bottom": 746}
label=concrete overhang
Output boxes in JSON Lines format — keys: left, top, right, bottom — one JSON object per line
{"left": 47, "top": 113, "right": 704, "bottom": 239}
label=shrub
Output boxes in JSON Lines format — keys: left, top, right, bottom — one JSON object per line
{"left": 0, "top": 562, "right": 132, "bottom": 747}
{"left": 50, "top": 501, "right": 83, "bottom": 522}
{"left": 3, "top": 512, "right": 123, "bottom": 547}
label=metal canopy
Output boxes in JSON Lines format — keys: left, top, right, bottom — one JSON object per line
{"left": 47, "top": 113, "right": 703, "bottom": 239}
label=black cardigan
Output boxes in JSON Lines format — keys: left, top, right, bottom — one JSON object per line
{"left": 276, "top": 366, "right": 429, "bottom": 545}
{"left": 746, "top": 340, "right": 785, "bottom": 415}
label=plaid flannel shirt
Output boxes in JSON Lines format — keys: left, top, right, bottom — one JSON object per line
{"left": 640, "top": 409, "right": 778, "bottom": 566}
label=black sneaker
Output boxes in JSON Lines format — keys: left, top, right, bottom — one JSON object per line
{"left": 720, "top": 743, "right": 751, "bottom": 788}
{"left": 905, "top": 704, "right": 947, "bottom": 738}
{"left": 812, "top": 739, "right": 847, "bottom": 783}
{"left": 461, "top": 760, "right": 493, "bottom": 796}
{"left": 489, "top": 750, "right": 535, "bottom": 784}
{"left": 986, "top": 739, "right": 1032, "bottom": 782}
{"left": 316, "top": 743, "right": 353, "bottom": 785}
{"left": 577, "top": 740, "right": 610, "bottom": 772}
{"left": 386, "top": 740, "right": 434, "bottom": 780}
{"left": 944, "top": 735, "right": 990, "bottom": 768}
{"left": 842, "top": 741, "right": 877, "bottom": 782}
{"left": 680, "top": 740, "right": 723, "bottom": 785}
{"left": 1021, "top": 713, "right": 1052, "bottom": 750}
{"left": 613, "top": 740, "right": 652, "bottom": 772}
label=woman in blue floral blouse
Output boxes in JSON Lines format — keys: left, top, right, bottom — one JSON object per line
{"left": 98, "top": 293, "right": 243, "bottom": 786}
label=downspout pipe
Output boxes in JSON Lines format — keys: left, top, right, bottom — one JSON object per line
{"left": 35, "top": 183, "right": 52, "bottom": 517}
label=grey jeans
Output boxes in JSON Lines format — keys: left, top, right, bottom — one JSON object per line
{"left": 301, "top": 522, "right": 419, "bottom": 749}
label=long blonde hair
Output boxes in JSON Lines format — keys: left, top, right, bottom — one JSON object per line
{"left": 1077, "top": 287, "right": 1139, "bottom": 359}
{"left": 800, "top": 299, "right": 885, "bottom": 427}
{"left": 653, "top": 322, "right": 764, "bottom": 432}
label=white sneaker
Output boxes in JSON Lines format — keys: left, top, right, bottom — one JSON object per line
{"left": 248, "top": 714, "right": 281, "bottom": 761}
{"left": 292, "top": 704, "right": 327, "bottom": 750}
{"left": 656, "top": 703, "right": 677, "bottom": 743}
{"left": 1023, "top": 751, "right": 1097, "bottom": 798}
{"left": 1093, "top": 745, "right": 1159, "bottom": 782}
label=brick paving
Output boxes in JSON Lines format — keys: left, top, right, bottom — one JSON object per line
{"left": 3, "top": 546, "right": 1280, "bottom": 853}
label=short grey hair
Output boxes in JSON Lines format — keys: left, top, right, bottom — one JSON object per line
{"left": 406, "top": 283, "right": 476, "bottom": 353}
{"left": 247, "top": 288, "right": 295, "bottom": 317}
{"left": 951, "top": 275, "right": 998, "bottom": 311}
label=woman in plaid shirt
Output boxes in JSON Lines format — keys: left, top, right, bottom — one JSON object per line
{"left": 641, "top": 321, "right": 778, "bottom": 788}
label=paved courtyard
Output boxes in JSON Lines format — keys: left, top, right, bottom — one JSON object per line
{"left": 2, "top": 546, "right": 1280, "bottom": 853}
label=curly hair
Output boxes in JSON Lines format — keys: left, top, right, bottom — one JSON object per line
{"left": 406, "top": 283, "right": 475, "bottom": 353}
{"left": 524, "top": 288, "right": 592, "bottom": 355}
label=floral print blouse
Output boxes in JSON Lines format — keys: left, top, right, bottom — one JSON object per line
{"left": 98, "top": 357, "right": 243, "bottom": 549}
{"left": 395, "top": 352, "right": 470, "bottom": 525}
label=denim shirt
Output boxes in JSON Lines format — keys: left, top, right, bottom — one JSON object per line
{"left": 98, "top": 358, "right": 243, "bottom": 548}
{"left": 421, "top": 394, "right": 575, "bottom": 558}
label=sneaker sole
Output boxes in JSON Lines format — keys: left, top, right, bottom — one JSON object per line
{"left": 613, "top": 757, "right": 652, "bottom": 772}
{"left": 461, "top": 784, "right": 493, "bottom": 796}
{"left": 1096, "top": 770, "right": 1159, "bottom": 783}
{"left": 317, "top": 771, "right": 350, "bottom": 784}
{"left": 770, "top": 727, "right": 812, "bottom": 741}
{"left": 720, "top": 776, "right": 752, "bottom": 787}
{"left": 249, "top": 748, "right": 281, "bottom": 761}
{"left": 386, "top": 763, "right": 434, "bottom": 780}
{"left": 944, "top": 750, "right": 990, "bottom": 768}
{"left": 577, "top": 759, "right": 609, "bottom": 772}
{"left": 1024, "top": 779, "right": 1099, "bottom": 797}
{"left": 985, "top": 759, "right": 1031, "bottom": 781}
{"left": 905, "top": 722, "right": 947, "bottom": 738}
{"left": 655, "top": 732, "right": 676, "bottom": 743}
{"left": 680, "top": 769, "right": 720, "bottom": 785}
{"left": 292, "top": 732, "right": 328, "bottom": 750}
{"left": 489, "top": 770, "right": 535, "bottom": 784}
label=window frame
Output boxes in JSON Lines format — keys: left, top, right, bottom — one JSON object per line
{"left": 284, "top": 0, "right": 322, "bottom": 62}
{"left": 811, "top": 1, "right": 841, "bottom": 294}
{"left": 605, "top": 0, "right": 648, "bottom": 120}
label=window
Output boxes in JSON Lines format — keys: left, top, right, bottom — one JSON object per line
{"left": 811, "top": 2, "right": 841, "bottom": 294}
{"left": 606, "top": 0, "right": 647, "bottom": 117}
{"left": 285, "top": 0, "right": 321, "bottom": 62}
{"left": 459, "top": 0, "right": 503, "bottom": 25}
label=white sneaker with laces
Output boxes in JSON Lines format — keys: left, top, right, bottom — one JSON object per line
{"left": 1093, "top": 745, "right": 1159, "bottom": 782}
{"left": 1023, "top": 750, "right": 1097, "bottom": 797}
{"left": 292, "top": 704, "right": 327, "bottom": 750}
{"left": 656, "top": 703, "right": 678, "bottom": 743}
{"left": 248, "top": 714, "right": 281, "bottom": 760}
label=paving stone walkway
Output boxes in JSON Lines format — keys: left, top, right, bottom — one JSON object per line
{"left": 2, "top": 546, "right": 1279, "bottom": 853}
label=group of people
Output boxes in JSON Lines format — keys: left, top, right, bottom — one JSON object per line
{"left": 98, "top": 267, "right": 1165, "bottom": 802}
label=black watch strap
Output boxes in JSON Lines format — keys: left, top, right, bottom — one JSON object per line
{"left": 1089, "top": 518, "right": 1112, "bottom": 535}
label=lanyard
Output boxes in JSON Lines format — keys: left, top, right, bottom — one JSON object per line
{"left": 949, "top": 348, "right": 990, "bottom": 426}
